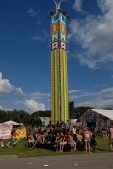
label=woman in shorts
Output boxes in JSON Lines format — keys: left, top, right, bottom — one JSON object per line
{"left": 84, "top": 128, "right": 92, "bottom": 152}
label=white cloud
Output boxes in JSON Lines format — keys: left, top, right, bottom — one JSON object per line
{"left": 98, "top": 87, "right": 113, "bottom": 98}
{"left": 27, "top": 8, "right": 40, "bottom": 16}
{"left": 69, "top": 90, "right": 81, "bottom": 94}
{"left": 31, "top": 92, "right": 50, "bottom": 99}
{"left": 70, "top": 87, "right": 113, "bottom": 99}
{"left": 69, "top": 0, "right": 113, "bottom": 68}
{"left": 24, "top": 99, "right": 46, "bottom": 112}
{"left": 0, "top": 72, "right": 25, "bottom": 97}
{"left": 73, "top": 0, "right": 83, "bottom": 11}
{"left": 32, "top": 31, "right": 49, "bottom": 42}
{"left": 97, "top": 0, "right": 113, "bottom": 13}
{"left": 0, "top": 104, "right": 12, "bottom": 111}
{"left": 16, "top": 87, "right": 25, "bottom": 96}
{"left": 70, "top": 87, "right": 113, "bottom": 108}
{"left": 76, "top": 98, "right": 113, "bottom": 109}
{"left": 0, "top": 105, "right": 4, "bottom": 110}
{"left": 0, "top": 72, "right": 14, "bottom": 95}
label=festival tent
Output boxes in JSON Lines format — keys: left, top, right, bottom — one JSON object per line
{"left": 40, "top": 117, "right": 51, "bottom": 126}
{"left": 70, "top": 119, "right": 78, "bottom": 125}
{"left": 91, "top": 109, "right": 113, "bottom": 120}
{"left": 79, "top": 109, "right": 113, "bottom": 128}
{"left": 0, "top": 120, "right": 23, "bottom": 126}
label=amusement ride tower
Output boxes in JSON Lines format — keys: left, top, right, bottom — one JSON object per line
{"left": 50, "top": 0, "right": 69, "bottom": 124}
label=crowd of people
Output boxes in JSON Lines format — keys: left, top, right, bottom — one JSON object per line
{"left": 1, "top": 121, "right": 113, "bottom": 153}
{"left": 25, "top": 121, "right": 113, "bottom": 152}
{"left": 25, "top": 121, "right": 98, "bottom": 153}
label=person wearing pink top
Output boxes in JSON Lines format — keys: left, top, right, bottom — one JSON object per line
{"left": 109, "top": 124, "right": 113, "bottom": 151}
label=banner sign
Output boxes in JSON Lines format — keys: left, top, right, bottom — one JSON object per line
{"left": 0, "top": 124, "right": 12, "bottom": 139}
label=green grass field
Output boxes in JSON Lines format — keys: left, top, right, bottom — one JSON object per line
{"left": 0, "top": 136, "right": 110, "bottom": 157}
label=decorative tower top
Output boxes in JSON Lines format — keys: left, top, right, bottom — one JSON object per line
{"left": 54, "top": 0, "right": 64, "bottom": 13}
{"left": 54, "top": 0, "right": 73, "bottom": 14}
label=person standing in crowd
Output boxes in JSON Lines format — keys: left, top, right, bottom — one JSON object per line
{"left": 90, "top": 133, "right": 97, "bottom": 152}
{"left": 83, "top": 128, "right": 92, "bottom": 153}
{"left": 77, "top": 131, "right": 83, "bottom": 150}
{"left": 108, "top": 124, "right": 113, "bottom": 151}
{"left": 72, "top": 125, "right": 77, "bottom": 143}
{"left": 102, "top": 126, "right": 108, "bottom": 140}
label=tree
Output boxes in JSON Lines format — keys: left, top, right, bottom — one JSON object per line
{"left": 75, "top": 106, "right": 92, "bottom": 118}
{"left": 31, "top": 110, "right": 51, "bottom": 117}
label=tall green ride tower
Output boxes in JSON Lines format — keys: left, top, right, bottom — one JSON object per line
{"left": 50, "top": 0, "right": 69, "bottom": 124}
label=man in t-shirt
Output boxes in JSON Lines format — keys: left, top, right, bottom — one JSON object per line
{"left": 109, "top": 124, "right": 113, "bottom": 151}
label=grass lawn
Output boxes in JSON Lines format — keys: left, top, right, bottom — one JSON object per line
{"left": 0, "top": 136, "right": 110, "bottom": 157}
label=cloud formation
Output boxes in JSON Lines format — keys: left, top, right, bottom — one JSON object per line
{"left": 0, "top": 105, "right": 4, "bottom": 110}
{"left": 31, "top": 92, "right": 50, "bottom": 99}
{"left": 69, "top": 0, "right": 113, "bottom": 68}
{"left": 70, "top": 87, "right": 113, "bottom": 108}
{"left": 32, "top": 31, "right": 49, "bottom": 42}
{"left": 27, "top": 8, "right": 40, "bottom": 16}
{"left": 76, "top": 99, "right": 113, "bottom": 109}
{"left": 24, "top": 99, "right": 46, "bottom": 112}
{"left": 0, "top": 72, "right": 25, "bottom": 97}
{"left": 73, "top": 0, "right": 83, "bottom": 12}
{"left": 69, "top": 90, "right": 81, "bottom": 94}
{"left": 16, "top": 87, "right": 25, "bottom": 96}
{"left": 0, "top": 72, "right": 14, "bottom": 95}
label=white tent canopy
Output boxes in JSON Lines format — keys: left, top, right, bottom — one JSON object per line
{"left": 40, "top": 117, "right": 51, "bottom": 126}
{"left": 91, "top": 109, "right": 113, "bottom": 120}
{"left": 0, "top": 120, "right": 23, "bottom": 126}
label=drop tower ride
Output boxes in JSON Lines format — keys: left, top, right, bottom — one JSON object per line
{"left": 50, "top": 0, "right": 69, "bottom": 124}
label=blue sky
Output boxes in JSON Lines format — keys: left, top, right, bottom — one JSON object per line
{"left": 0, "top": 0, "right": 113, "bottom": 113}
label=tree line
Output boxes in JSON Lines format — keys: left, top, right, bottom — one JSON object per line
{"left": 0, "top": 109, "right": 51, "bottom": 126}
{"left": 0, "top": 107, "right": 111, "bottom": 126}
